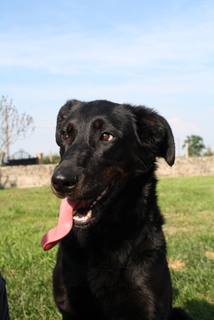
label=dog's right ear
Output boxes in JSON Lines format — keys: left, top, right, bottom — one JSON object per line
{"left": 56, "top": 99, "right": 81, "bottom": 146}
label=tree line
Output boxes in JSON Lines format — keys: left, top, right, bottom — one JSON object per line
{"left": 183, "top": 135, "right": 213, "bottom": 157}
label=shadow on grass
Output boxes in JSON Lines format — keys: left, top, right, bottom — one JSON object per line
{"left": 173, "top": 288, "right": 214, "bottom": 320}
{"left": 184, "top": 300, "right": 214, "bottom": 320}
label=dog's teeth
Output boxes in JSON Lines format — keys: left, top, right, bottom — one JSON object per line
{"left": 87, "top": 210, "right": 92, "bottom": 218}
{"left": 73, "top": 210, "right": 77, "bottom": 216}
{"left": 92, "top": 187, "right": 108, "bottom": 205}
{"left": 101, "top": 188, "right": 108, "bottom": 197}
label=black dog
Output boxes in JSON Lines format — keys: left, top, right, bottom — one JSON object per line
{"left": 42, "top": 100, "right": 193, "bottom": 320}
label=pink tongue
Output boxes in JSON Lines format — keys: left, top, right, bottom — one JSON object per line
{"left": 41, "top": 198, "right": 76, "bottom": 251}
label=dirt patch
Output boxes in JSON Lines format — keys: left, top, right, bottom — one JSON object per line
{"left": 168, "top": 259, "right": 185, "bottom": 271}
{"left": 163, "top": 226, "right": 189, "bottom": 234}
{"left": 205, "top": 251, "right": 214, "bottom": 259}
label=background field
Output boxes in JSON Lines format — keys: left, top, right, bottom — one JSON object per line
{"left": 0, "top": 176, "right": 214, "bottom": 319}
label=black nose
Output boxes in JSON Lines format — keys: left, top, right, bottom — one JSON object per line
{"left": 51, "top": 168, "right": 78, "bottom": 193}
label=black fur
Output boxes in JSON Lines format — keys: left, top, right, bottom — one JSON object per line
{"left": 51, "top": 100, "right": 193, "bottom": 320}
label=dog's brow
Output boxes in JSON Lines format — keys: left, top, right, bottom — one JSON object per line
{"left": 93, "top": 119, "right": 103, "bottom": 129}
{"left": 67, "top": 123, "right": 73, "bottom": 131}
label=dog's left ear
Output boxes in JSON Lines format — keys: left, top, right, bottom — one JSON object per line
{"left": 133, "top": 107, "right": 175, "bottom": 166}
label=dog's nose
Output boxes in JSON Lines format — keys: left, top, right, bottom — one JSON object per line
{"left": 51, "top": 170, "right": 78, "bottom": 193}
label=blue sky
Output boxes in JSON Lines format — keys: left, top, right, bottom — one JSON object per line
{"left": 1, "top": 0, "right": 214, "bottom": 157}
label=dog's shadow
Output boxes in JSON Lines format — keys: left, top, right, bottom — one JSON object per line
{"left": 173, "top": 288, "right": 214, "bottom": 320}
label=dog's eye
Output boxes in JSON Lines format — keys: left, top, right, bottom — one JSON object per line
{"left": 61, "top": 131, "right": 69, "bottom": 141}
{"left": 100, "top": 132, "right": 114, "bottom": 141}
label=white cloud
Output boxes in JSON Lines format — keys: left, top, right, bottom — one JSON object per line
{"left": 169, "top": 117, "right": 200, "bottom": 134}
{"left": 1, "top": 15, "right": 214, "bottom": 77}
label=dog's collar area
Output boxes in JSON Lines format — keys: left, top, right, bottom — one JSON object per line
{"left": 72, "top": 179, "right": 116, "bottom": 226}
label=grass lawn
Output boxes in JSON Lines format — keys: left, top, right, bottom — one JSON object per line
{"left": 0, "top": 176, "right": 214, "bottom": 319}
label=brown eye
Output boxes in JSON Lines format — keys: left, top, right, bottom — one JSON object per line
{"left": 100, "top": 132, "right": 114, "bottom": 141}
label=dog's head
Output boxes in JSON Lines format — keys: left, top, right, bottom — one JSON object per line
{"left": 42, "top": 99, "right": 175, "bottom": 249}
{"left": 51, "top": 100, "right": 174, "bottom": 225}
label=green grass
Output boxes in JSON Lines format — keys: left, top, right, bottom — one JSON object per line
{"left": 0, "top": 187, "right": 61, "bottom": 319}
{"left": 158, "top": 176, "right": 214, "bottom": 319}
{"left": 0, "top": 176, "right": 214, "bottom": 319}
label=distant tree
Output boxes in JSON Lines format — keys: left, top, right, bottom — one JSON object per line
{"left": 203, "top": 146, "right": 213, "bottom": 157}
{"left": 182, "top": 135, "right": 206, "bottom": 157}
{"left": 43, "top": 153, "right": 60, "bottom": 164}
{"left": 0, "top": 96, "right": 35, "bottom": 161}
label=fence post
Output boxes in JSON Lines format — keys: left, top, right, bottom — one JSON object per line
{"left": 36, "top": 153, "right": 43, "bottom": 164}
{"left": 185, "top": 143, "right": 189, "bottom": 158}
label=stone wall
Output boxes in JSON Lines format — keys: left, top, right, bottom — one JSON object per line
{"left": 0, "top": 164, "right": 54, "bottom": 188}
{"left": 0, "top": 157, "right": 214, "bottom": 189}
{"left": 156, "top": 156, "right": 214, "bottom": 178}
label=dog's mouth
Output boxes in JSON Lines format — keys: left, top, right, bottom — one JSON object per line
{"left": 41, "top": 179, "right": 116, "bottom": 250}
{"left": 72, "top": 182, "right": 113, "bottom": 225}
